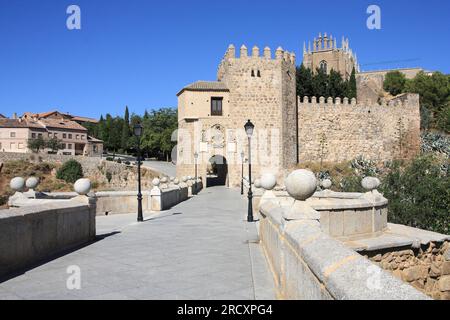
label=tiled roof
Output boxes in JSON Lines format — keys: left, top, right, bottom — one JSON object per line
{"left": 38, "top": 118, "right": 87, "bottom": 131}
{"left": 0, "top": 114, "right": 6, "bottom": 118}
{"left": 177, "top": 81, "right": 229, "bottom": 96}
{"left": 71, "top": 116, "right": 99, "bottom": 124}
{"left": 0, "top": 119, "right": 45, "bottom": 129}
{"left": 88, "top": 136, "right": 103, "bottom": 143}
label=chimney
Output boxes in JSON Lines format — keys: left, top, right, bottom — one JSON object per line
{"left": 12, "top": 113, "right": 17, "bottom": 119}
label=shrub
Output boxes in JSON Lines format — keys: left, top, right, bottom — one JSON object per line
{"left": 56, "top": 159, "right": 83, "bottom": 183}
{"left": 116, "top": 158, "right": 122, "bottom": 164}
{"left": 125, "top": 161, "right": 130, "bottom": 165}
{"left": 105, "top": 157, "right": 113, "bottom": 161}
{"left": 383, "top": 71, "right": 407, "bottom": 96}
{"left": 380, "top": 155, "right": 450, "bottom": 234}
{"left": 105, "top": 171, "right": 112, "bottom": 183}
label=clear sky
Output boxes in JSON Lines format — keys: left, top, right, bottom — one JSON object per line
{"left": 0, "top": 0, "right": 449, "bottom": 119}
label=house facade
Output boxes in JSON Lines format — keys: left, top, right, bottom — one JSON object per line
{"left": 0, "top": 114, "right": 103, "bottom": 156}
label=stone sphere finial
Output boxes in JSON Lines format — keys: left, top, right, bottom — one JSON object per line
{"left": 152, "top": 178, "right": 160, "bottom": 187}
{"left": 321, "top": 179, "right": 332, "bottom": 190}
{"left": 74, "top": 178, "right": 91, "bottom": 195}
{"left": 26, "top": 177, "right": 39, "bottom": 189}
{"left": 160, "top": 177, "right": 168, "bottom": 183}
{"left": 285, "top": 169, "right": 317, "bottom": 201}
{"left": 254, "top": 179, "right": 261, "bottom": 188}
{"left": 10, "top": 177, "right": 25, "bottom": 192}
{"left": 260, "top": 173, "right": 277, "bottom": 191}
{"left": 182, "top": 176, "right": 188, "bottom": 183}
{"left": 361, "top": 177, "right": 380, "bottom": 191}
{"left": 174, "top": 178, "right": 179, "bottom": 185}
{"left": 187, "top": 176, "right": 193, "bottom": 180}
{"left": 170, "top": 176, "right": 175, "bottom": 182}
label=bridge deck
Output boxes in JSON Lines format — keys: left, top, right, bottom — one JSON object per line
{"left": 0, "top": 187, "right": 275, "bottom": 300}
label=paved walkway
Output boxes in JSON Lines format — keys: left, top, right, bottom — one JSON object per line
{"left": 142, "top": 160, "right": 176, "bottom": 177}
{"left": 0, "top": 187, "right": 275, "bottom": 300}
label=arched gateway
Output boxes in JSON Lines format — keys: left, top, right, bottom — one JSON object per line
{"left": 207, "top": 155, "right": 228, "bottom": 187}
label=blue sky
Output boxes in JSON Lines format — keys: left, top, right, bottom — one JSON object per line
{"left": 0, "top": 0, "right": 449, "bottom": 119}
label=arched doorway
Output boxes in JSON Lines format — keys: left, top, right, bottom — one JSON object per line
{"left": 207, "top": 155, "right": 228, "bottom": 187}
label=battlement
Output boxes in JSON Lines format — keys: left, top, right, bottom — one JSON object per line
{"left": 298, "top": 93, "right": 419, "bottom": 109}
{"left": 223, "top": 44, "right": 296, "bottom": 65}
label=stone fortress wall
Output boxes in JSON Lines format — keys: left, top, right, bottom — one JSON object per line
{"left": 297, "top": 93, "right": 421, "bottom": 163}
{"left": 177, "top": 42, "right": 422, "bottom": 187}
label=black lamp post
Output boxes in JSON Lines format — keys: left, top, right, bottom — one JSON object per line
{"left": 134, "top": 123, "right": 143, "bottom": 222}
{"left": 244, "top": 119, "right": 255, "bottom": 222}
{"left": 240, "top": 151, "right": 245, "bottom": 195}
{"left": 194, "top": 152, "right": 198, "bottom": 195}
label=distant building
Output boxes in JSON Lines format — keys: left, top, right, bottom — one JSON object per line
{"left": 0, "top": 112, "right": 103, "bottom": 156}
{"left": 302, "top": 33, "right": 360, "bottom": 80}
{"left": 22, "top": 110, "right": 98, "bottom": 125}
{"left": 0, "top": 114, "right": 6, "bottom": 119}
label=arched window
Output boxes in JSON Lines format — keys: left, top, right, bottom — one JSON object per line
{"left": 319, "top": 60, "right": 328, "bottom": 73}
{"left": 257, "top": 70, "right": 261, "bottom": 77}
{"left": 251, "top": 70, "right": 255, "bottom": 77}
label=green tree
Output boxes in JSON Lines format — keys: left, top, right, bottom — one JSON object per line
{"left": 121, "top": 106, "right": 131, "bottom": 151}
{"left": 347, "top": 67, "right": 357, "bottom": 99}
{"left": 141, "top": 108, "right": 177, "bottom": 161}
{"left": 296, "top": 64, "right": 313, "bottom": 98}
{"left": 381, "top": 155, "right": 450, "bottom": 235}
{"left": 328, "top": 70, "right": 346, "bottom": 99}
{"left": 383, "top": 71, "right": 407, "bottom": 96}
{"left": 27, "top": 136, "right": 46, "bottom": 153}
{"left": 312, "top": 68, "right": 329, "bottom": 98}
{"left": 46, "top": 137, "right": 64, "bottom": 153}
{"left": 56, "top": 159, "right": 83, "bottom": 183}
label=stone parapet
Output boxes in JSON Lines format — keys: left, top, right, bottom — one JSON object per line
{"left": 0, "top": 199, "right": 96, "bottom": 279}
{"left": 258, "top": 202, "right": 429, "bottom": 300}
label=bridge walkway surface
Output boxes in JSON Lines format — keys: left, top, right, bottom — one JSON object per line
{"left": 0, "top": 187, "right": 276, "bottom": 300}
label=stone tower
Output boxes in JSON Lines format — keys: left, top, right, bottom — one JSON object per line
{"left": 302, "top": 33, "right": 359, "bottom": 79}
{"left": 176, "top": 44, "right": 297, "bottom": 187}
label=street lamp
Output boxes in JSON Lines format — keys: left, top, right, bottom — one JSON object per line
{"left": 244, "top": 119, "right": 255, "bottom": 222}
{"left": 194, "top": 152, "right": 199, "bottom": 195}
{"left": 240, "top": 151, "right": 245, "bottom": 195}
{"left": 134, "top": 123, "right": 143, "bottom": 222}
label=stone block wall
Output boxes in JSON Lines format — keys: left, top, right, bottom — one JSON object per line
{"left": 365, "top": 241, "right": 450, "bottom": 300}
{"left": 297, "top": 93, "right": 421, "bottom": 163}
{"left": 258, "top": 202, "right": 428, "bottom": 300}
{"left": 0, "top": 152, "right": 159, "bottom": 191}
{"left": 0, "top": 199, "right": 96, "bottom": 279}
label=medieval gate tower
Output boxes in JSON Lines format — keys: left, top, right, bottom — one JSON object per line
{"left": 176, "top": 44, "right": 297, "bottom": 187}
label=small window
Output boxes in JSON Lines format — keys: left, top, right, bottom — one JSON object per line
{"left": 81, "top": 135, "right": 85, "bottom": 140}
{"left": 211, "top": 97, "right": 223, "bottom": 116}
{"left": 18, "top": 143, "right": 24, "bottom": 149}
{"left": 319, "top": 60, "right": 328, "bottom": 73}
{"left": 54, "top": 133, "right": 57, "bottom": 138}
{"left": 63, "top": 133, "right": 67, "bottom": 139}
{"left": 62, "top": 144, "right": 66, "bottom": 149}
{"left": 10, "top": 132, "right": 16, "bottom": 138}
{"left": 38, "top": 133, "right": 42, "bottom": 138}
{"left": 251, "top": 70, "right": 255, "bottom": 77}
{"left": 68, "top": 144, "right": 72, "bottom": 149}
{"left": 68, "top": 134, "right": 72, "bottom": 139}
{"left": 31, "top": 133, "right": 36, "bottom": 139}
{"left": 257, "top": 70, "right": 261, "bottom": 77}
{"left": 76, "top": 134, "right": 79, "bottom": 140}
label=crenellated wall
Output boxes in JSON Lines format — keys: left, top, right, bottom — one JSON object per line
{"left": 297, "top": 93, "right": 421, "bottom": 163}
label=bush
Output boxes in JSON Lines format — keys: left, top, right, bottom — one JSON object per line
{"left": 105, "top": 157, "right": 113, "bottom": 161}
{"left": 105, "top": 171, "right": 112, "bottom": 183}
{"left": 380, "top": 155, "right": 450, "bottom": 234}
{"left": 125, "top": 161, "right": 130, "bottom": 165}
{"left": 383, "top": 71, "right": 407, "bottom": 96}
{"left": 56, "top": 159, "right": 83, "bottom": 183}
{"left": 116, "top": 158, "right": 122, "bottom": 164}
